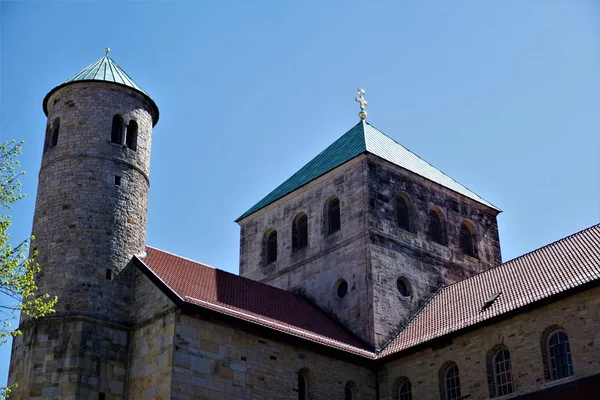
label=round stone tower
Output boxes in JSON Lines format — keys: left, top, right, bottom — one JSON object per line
{"left": 8, "top": 50, "right": 159, "bottom": 399}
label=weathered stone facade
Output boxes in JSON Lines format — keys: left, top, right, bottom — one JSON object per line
{"left": 8, "top": 80, "right": 156, "bottom": 398}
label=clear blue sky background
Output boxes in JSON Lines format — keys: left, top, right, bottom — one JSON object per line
{"left": 1, "top": 0, "right": 599, "bottom": 387}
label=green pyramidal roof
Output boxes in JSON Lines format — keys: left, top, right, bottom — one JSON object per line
{"left": 43, "top": 54, "right": 159, "bottom": 124}
{"left": 237, "top": 121, "right": 499, "bottom": 221}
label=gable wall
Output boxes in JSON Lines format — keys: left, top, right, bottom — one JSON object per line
{"left": 379, "top": 285, "right": 600, "bottom": 400}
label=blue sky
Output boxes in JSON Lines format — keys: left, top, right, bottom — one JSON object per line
{"left": 1, "top": 0, "right": 599, "bottom": 386}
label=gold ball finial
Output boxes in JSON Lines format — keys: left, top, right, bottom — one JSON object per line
{"left": 105, "top": 47, "right": 111, "bottom": 56}
{"left": 359, "top": 110, "right": 367, "bottom": 120}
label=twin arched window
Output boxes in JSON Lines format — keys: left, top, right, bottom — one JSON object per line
{"left": 265, "top": 230, "right": 277, "bottom": 264}
{"left": 292, "top": 213, "right": 308, "bottom": 251}
{"left": 111, "top": 114, "right": 138, "bottom": 151}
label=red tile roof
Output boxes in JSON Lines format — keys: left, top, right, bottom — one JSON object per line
{"left": 381, "top": 223, "right": 600, "bottom": 357}
{"left": 138, "top": 223, "right": 600, "bottom": 360}
{"left": 137, "top": 247, "right": 377, "bottom": 358}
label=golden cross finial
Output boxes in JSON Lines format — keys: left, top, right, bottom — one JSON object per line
{"left": 105, "top": 47, "right": 111, "bottom": 56}
{"left": 355, "top": 88, "right": 368, "bottom": 120}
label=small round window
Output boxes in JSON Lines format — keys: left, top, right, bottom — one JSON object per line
{"left": 397, "top": 277, "right": 411, "bottom": 297}
{"left": 336, "top": 279, "right": 349, "bottom": 298}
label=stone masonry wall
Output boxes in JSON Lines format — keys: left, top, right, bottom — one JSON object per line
{"left": 379, "top": 285, "right": 600, "bottom": 400}
{"left": 238, "top": 157, "right": 375, "bottom": 345}
{"left": 169, "top": 311, "right": 376, "bottom": 400}
{"left": 366, "top": 155, "right": 501, "bottom": 348}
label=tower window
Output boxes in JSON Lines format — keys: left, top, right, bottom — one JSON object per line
{"left": 50, "top": 117, "right": 60, "bottom": 148}
{"left": 106, "top": 269, "right": 113, "bottom": 280}
{"left": 265, "top": 230, "right": 277, "bottom": 265}
{"left": 460, "top": 222, "right": 477, "bottom": 257}
{"left": 396, "top": 195, "right": 410, "bottom": 231}
{"left": 111, "top": 114, "right": 124, "bottom": 144}
{"left": 292, "top": 213, "right": 308, "bottom": 251}
{"left": 126, "top": 120, "right": 138, "bottom": 151}
{"left": 98, "top": 394, "right": 106, "bottom": 400}
{"left": 429, "top": 209, "right": 445, "bottom": 245}
{"left": 326, "top": 197, "right": 341, "bottom": 235}
{"left": 114, "top": 176, "right": 121, "bottom": 186}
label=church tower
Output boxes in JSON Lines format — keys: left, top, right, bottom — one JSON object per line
{"left": 237, "top": 90, "right": 502, "bottom": 349}
{"left": 8, "top": 50, "right": 158, "bottom": 399}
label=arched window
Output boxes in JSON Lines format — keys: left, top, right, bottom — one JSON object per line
{"left": 298, "top": 370, "right": 308, "bottom": 400}
{"left": 548, "top": 331, "right": 574, "bottom": 380}
{"left": 326, "top": 197, "right": 341, "bottom": 235}
{"left": 493, "top": 349, "right": 515, "bottom": 396}
{"left": 429, "top": 209, "right": 444, "bottom": 244}
{"left": 440, "top": 363, "right": 461, "bottom": 400}
{"left": 111, "top": 114, "right": 124, "bottom": 144}
{"left": 292, "top": 213, "right": 308, "bottom": 251}
{"left": 265, "top": 230, "right": 277, "bottom": 265}
{"left": 398, "top": 379, "right": 412, "bottom": 400}
{"left": 126, "top": 120, "right": 138, "bottom": 151}
{"left": 344, "top": 381, "right": 356, "bottom": 400}
{"left": 460, "top": 222, "right": 476, "bottom": 257}
{"left": 50, "top": 117, "right": 60, "bottom": 148}
{"left": 396, "top": 195, "right": 410, "bottom": 231}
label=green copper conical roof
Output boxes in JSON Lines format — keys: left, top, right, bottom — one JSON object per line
{"left": 237, "top": 120, "right": 499, "bottom": 221}
{"left": 43, "top": 52, "right": 159, "bottom": 125}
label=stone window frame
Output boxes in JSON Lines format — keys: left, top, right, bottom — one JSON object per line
{"left": 438, "top": 361, "right": 461, "bottom": 400}
{"left": 126, "top": 119, "right": 138, "bottom": 151}
{"left": 45, "top": 117, "right": 61, "bottom": 152}
{"left": 428, "top": 207, "right": 447, "bottom": 246}
{"left": 486, "top": 344, "right": 515, "bottom": 397}
{"left": 540, "top": 326, "right": 574, "bottom": 381}
{"left": 263, "top": 228, "right": 278, "bottom": 266}
{"left": 324, "top": 195, "right": 341, "bottom": 235}
{"left": 395, "top": 193, "right": 413, "bottom": 232}
{"left": 459, "top": 220, "right": 478, "bottom": 258}
{"left": 391, "top": 376, "right": 412, "bottom": 400}
{"left": 344, "top": 380, "right": 358, "bottom": 400}
{"left": 292, "top": 212, "right": 309, "bottom": 252}
{"left": 297, "top": 368, "right": 310, "bottom": 400}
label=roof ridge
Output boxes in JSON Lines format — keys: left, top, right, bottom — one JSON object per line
{"left": 144, "top": 245, "right": 219, "bottom": 270}
{"left": 443, "top": 222, "right": 600, "bottom": 290}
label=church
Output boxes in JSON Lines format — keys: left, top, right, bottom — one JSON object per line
{"left": 8, "top": 51, "right": 600, "bottom": 399}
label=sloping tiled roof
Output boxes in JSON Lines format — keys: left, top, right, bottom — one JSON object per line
{"left": 137, "top": 247, "right": 376, "bottom": 358}
{"left": 237, "top": 120, "right": 498, "bottom": 221}
{"left": 381, "top": 223, "right": 600, "bottom": 357}
{"left": 43, "top": 54, "right": 159, "bottom": 125}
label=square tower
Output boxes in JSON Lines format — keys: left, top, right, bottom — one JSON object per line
{"left": 237, "top": 120, "right": 501, "bottom": 349}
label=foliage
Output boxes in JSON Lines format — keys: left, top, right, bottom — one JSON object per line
{"left": 0, "top": 141, "right": 58, "bottom": 397}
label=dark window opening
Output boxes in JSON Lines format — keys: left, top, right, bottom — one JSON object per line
{"left": 429, "top": 210, "right": 444, "bottom": 244}
{"left": 460, "top": 223, "right": 476, "bottom": 257}
{"left": 548, "top": 331, "right": 574, "bottom": 380}
{"left": 292, "top": 214, "right": 308, "bottom": 251}
{"left": 98, "top": 393, "right": 106, "bottom": 400}
{"left": 266, "top": 230, "right": 277, "bottom": 265}
{"left": 397, "top": 277, "right": 411, "bottom": 297}
{"left": 344, "top": 385, "right": 353, "bottom": 400}
{"left": 327, "top": 197, "right": 341, "bottom": 235}
{"left": 114, "top": 176, "right": 121, "bottom": 186}
{"left": 126, "top": 120, "right": 138, "bottom": 151}
{"left": 50, "top": 117, "right": 60, "bottom": 148}
{"left": 398, "top": 380, "right": 412, "bottom": 400}
{"left": 298, "top": 373, "right": 307, "bottom": 400}
{"left": 111, "top": 114, "right": 124, "bottom": 144}
{"left": 337, "top": 279, "right": 348, "bottom": 298}
{"left": 396, "top": 196, "right": 410, "bottom": 230}
{"left": 106, "top": 269, "right": 113, "bottom": 280}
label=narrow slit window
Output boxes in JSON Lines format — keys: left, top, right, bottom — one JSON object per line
{"left": 114, "top": 176, "right": 121, "bottom": 186}
{"left": 327, "top": 197, "right": 341, "bottom": 235}
{"left": 266, "top": 230, "right": 277, "bottom": 264}
{"left": 111, "top": 114, "right": 124, "bottom": 144}
{"left": 98, "top": 394, "right": 106, "bottom": 400}
{"left": 396, "top": 196, "right": 410, "bottom": 230}
{"left": 50, "top": 117, "right": 60, "bottom": 148}
{"left": 126, "top": 120, "right": 138, "bottom": 151}
{"left": 106, "top": 269, "right": 113, "bottom": 280}
{"left": 298, "top": 373, "right": 307, "bottom": 400}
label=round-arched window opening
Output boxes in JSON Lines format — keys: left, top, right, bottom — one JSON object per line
{"left": 397, "top": 277, "right": 411, "bottom": 297}
{"left": 336, "top": 279, "right": 349, "bottom": 298}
